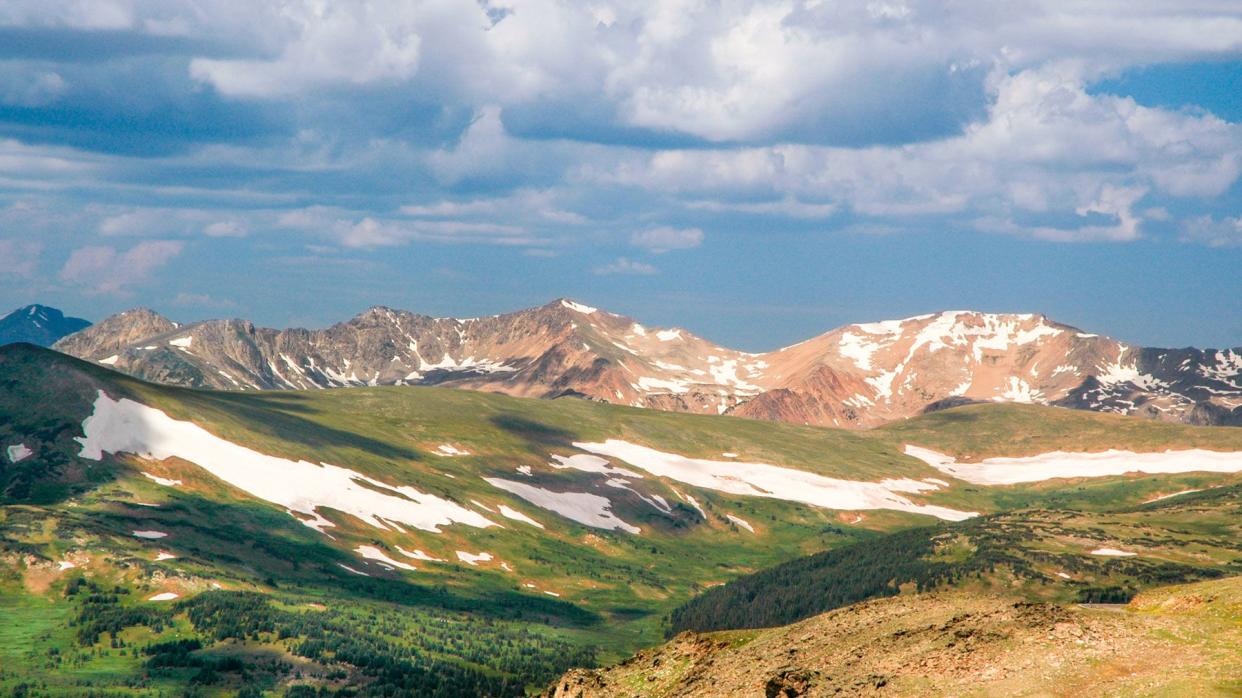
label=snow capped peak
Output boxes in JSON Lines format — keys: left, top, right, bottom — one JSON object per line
{"left": 559, "top": 299, "right": 598, "bottom": 315}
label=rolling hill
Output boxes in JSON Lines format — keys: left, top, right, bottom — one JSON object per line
{"left": 546, "top": 575, "right": 1242, "bottom": 697}
{"left": 3, "top": 342, "right": 1242, "bottom": 694}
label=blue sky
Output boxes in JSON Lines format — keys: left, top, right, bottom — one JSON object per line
{"left": 0, "top": 1, "right": 1239, "bottom": 352}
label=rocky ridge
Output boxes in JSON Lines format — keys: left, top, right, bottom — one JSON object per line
{"left": 52, "top": 300, "right": 1242, "bottom": 428}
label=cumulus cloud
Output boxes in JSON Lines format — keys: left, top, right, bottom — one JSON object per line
{"left": 59, "top": 240, "right": 184, "bottom": 294}
{"left": 594, "top": 257, "right": 657, "bottom": 275}
{"left": 0, "top": 0, "right": 1237, "bottom": 273}
{"left": 276, "top": 206, "right": 540, "bottom": 248}
{"left": 189, "top": 2, "right": 422, "bottom": 97}
{"left": 0, "top": 239, "right": 42, "bottom": 277}
{"left": 594, "top": 64, "right": 1242, "bottom": 241}
{"left": 631, "top": 226, "right": 704, "bottom": 253}
{"left": 1181, "top": 215, "right": 1242, "bottom": 247}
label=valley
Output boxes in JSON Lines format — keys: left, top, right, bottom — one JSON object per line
{"left": 2, "top": 343, "right": 1242, "bottom": 694}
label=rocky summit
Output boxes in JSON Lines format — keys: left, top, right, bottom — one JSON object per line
{"left": 53, "top": 299, "right": 1242, "bottom": 428}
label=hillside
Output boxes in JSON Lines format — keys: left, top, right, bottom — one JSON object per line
{"left": 546, "top": 575, "right": 1242, "bottom": 697}
{"left": 3, "top": 344, "right": 1242, "bottom": 694}
{"left": 667, "top": 485, "right": 1242, "bottom": 634}
{"left": 51, "top": 300, "right": 1242, "bottom": 428}
{"left": 0, "top": 305, "right": 90, "bottom": 348}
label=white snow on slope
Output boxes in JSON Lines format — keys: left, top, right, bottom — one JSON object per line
{"left": 1144, "top": 489, "right": 1203, "bottom": 503}
{"left": 435, "top": 444, "right": 470, "bottom": 457}
{"left": 155, "top": 552, "right": 177, "bottom": 561}
{"left": 903, "top": 444, "right": 1242, "bottom": 486}
{"left": 726, "top": 514, "right": 754, "bottom": 533}
{"left": 456, "top": 550, "right": 493, "bottom": 566}
{"left": 142, "top": 471, "right": 182, "bottom": 487}
{"left": 550, "top": 453, "right": 641, "bottom": 477}
{"left": 1090, "top": 548, "right": 1138, "bottom": 557}
{"left": 6, "top": 443, "right": 32, "bottom": 463}
{"left": 132, "top": 530, "right": 168, "bottom": 539}
{"left": 396, "top": 546, "right": 443, "bottom": 562}
{"left": 574, "top": 440, "right": 974, "bottom": 522}
{"left": 169, "top": 336, "right": 193, "bottom": 348}
{"left": 498, "top": 504, "right": 544, "bottom": 528}
{"left": 561, "top": 299, "right": 598, "bottom": 314}
{"left": 356, "top": 545, "right": 417, "bottom": 571}
{"left": 655, "top": 329, "right": 682, "bottom": 342}
{"left": 338, "top": 563, "right": 370, "bottom": 576}
{"left": 99, "top": 355, "right": 119, "bottom": 365}
{"left": 148, "top": 592, "right": 179, "bottom": 601}
{"left": 58, "top": 560, "right": 76, "bottom": 570}
{"left": 484, "top": 477, "right": 641, "bottom": 533}
{"left": 76, "top": 391, "right": 496, "bottom": 534}
{"left": 838, "top": 332, "right": 884, "bottom": 370}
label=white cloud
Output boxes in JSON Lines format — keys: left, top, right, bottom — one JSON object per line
{"left": 686, "top": 197, "right": 837, "bottom": 219}
{"left": 203, "top": 220, "right": 248, "bottom": 238}
{"left": 190, "top": 2, "right": 422, "bottom": 97}
{"left": 631, "top": 226, "right": 703, "bottom": 253}
{"left": 0, "top": 239, "right": 42, "bottom": 277}
{"left": 59, "top": 240, "right": 184, "bottom": 294}
{"left": 594, "top": 257, "right": 657, "bottom": 275}
{"left": 1181, "top": 215, "right": 1242, "bottom": 247}
{"left": 276, "top": 206, "right": 539, "bottom": 248}
{"left": 592, "top": 64, "right": 1242, "bottom": 242}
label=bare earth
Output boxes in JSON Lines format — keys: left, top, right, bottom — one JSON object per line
{"left": 546, "top": 576, "right": 1242, "bottom": 697}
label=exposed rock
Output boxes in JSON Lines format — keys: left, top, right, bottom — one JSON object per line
{"left": 53, "top": 301, "right": 1242, "bottom": 428}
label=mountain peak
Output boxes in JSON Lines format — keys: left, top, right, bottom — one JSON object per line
{"left": 0, "top": 304, "right": 91, "bottom": 348}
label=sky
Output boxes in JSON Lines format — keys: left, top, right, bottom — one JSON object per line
{"left": 0, "top": 1, "right": 1240, "bottom": 352}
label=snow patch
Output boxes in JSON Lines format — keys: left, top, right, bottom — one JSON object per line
{"left": 396, "top": 547, "right": 443, "bottom": 562}
{"left": 455, "top": 550, "right": 493, "bottom": 566}
{"left": 550, "top": 453, "right": 641, "bottom": 477}
{"left": 58, "top": 560, "right": 76, "bottom": 570}
{"left": 1090, "top": 548, "right": 1137, "bottom": 557}
{"left": 6, "top": 444, "right": 32, "bottom": 463}
{"left": 484, "top": 477, "right": 641, "bottom": 533}
{"left": 155, "top": 552, "right": 176, "bottom": 561}
{"left": 142, "top": 472, "right": 182, "bottom": 487}
{"left": 132, "top": 530, "right": 168, "bottom": 539}
{"left": 77, "top": 391, "right": 496, "bottom": 534}
{"left": 148, "top": 592, "right": 179, "bottom": 601}
{"left": 434, "top": 444, "right": 470, "bottom": 457}
{"left": 498, "top": 504, "right": 544, "bottom": 529}
{"left": 338, "top": 563, "right": 370, "bottom": 576}
{"left": 168, "top": 336, "right": 193, "bottom": 348}
{"left": 356, "top": 545, "right": 417, "bottom": 571}
{"left": 1143, "top": 489, "right": 1203, "bottom": 503}
{"left": 655, "top": 329, "right": 682, "bottom": 342}
{"left": 561, "top": 299, "right": 597, "bottom": 314}
{"left": 904, "top": 444, "right": 1242, "bottom": 486}
{"left": 726, "top": 514, "right": 754, "bottom": 533}
{"left": 98, "top": 355, "right": 119, "bottom": 365}
{"left": 574, "top": 440, "right": 974, "bottom": 521}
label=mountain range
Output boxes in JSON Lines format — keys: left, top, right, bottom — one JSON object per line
{"left": 49, "top": 299, "right": 1242, "bottom": 428}
{"left": 0, "top": 304, "right": 90, "bottom": 347}
{"left": 2, "top": 340, "right": 1241, "bottom": 695}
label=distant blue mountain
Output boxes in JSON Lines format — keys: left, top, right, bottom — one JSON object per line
{"left": 0, "top": 304, "right": 91, "bottom": 347}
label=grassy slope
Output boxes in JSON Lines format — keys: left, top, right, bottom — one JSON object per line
{"left": 3, "top": 344, "right": 1242, "bottom": 694}
{"left": 551, "top": 575, "right": 1242, "bottom": 697}
{"left": 667, "top": 483, "right": 1242, "bottom": 634}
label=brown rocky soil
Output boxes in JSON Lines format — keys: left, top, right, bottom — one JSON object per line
{"left": 544, "top": 576, "right": 1242, "bottom": 697}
